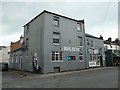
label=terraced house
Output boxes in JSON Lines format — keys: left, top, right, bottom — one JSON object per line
{"left": 9, "top": 10, "right": 105, "bottom": 73}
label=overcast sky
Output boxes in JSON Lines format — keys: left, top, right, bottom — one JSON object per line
{"left": 0, "top": 0, "right": 119, "bottom": 46}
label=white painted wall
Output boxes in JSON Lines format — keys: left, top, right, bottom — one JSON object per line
{"left": 0, "top": 46, "right": 10, "bottom": 63}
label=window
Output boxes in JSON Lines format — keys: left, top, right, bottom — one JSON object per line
{"left": 87, "top": 39, "right": 89, "bottom": 45}
{"left": 53, "top": 19, "right": 59, "bottom": 26}
{"left": 66, "top": 56, "right": 76, "bottom": 61}
{"left": 52, "top": 51, "right": 62, "bottom": 62}
{"left": 77, "top": 23, "right": 82, "bottom": 32}
{"left": 79, "top": 53, "right": 83, "bottom": 61}
{"left": 53, "top": 32, "right": 60, "bottom": 45}
{"left": 53, "top": 39, "right": 60, "bottom": 44}
{"left": 16, "top": 55, "right": 18, "bottom": 63}
{"left": 98, "top": 55, "right": 100, "bottom": 60}
{"left": 11, "top": 56, "right": 13, "bottom": 63}
{"left": 26, "top": 38, "right": 29, "bottom": 49}
{"left": 26, "top": 24, "right": 29, "bottom": 34}
{"left": 90, "top": 54, "right": 92, "bottom": 60}
{"left": 91, "top": 40, "right": 94, "bottom": 47}
{"left": 87, "top": 49, "right": 89, "bottom": 53}
{"left": 78, "top": 36, "right": 83, "bottom": 47}
{"left": 70, "top": 56, "right": 76, "bottom": 60}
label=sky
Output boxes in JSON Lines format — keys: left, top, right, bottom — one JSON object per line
{"left": 0, "top": 0, "right": 119, "bottom": 46}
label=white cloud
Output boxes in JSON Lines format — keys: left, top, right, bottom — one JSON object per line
{"left": 0, "top": 31, "right": 23, "bottom": 46}
{"left": 1, "top": 0, "right": 119, "bottom": 2}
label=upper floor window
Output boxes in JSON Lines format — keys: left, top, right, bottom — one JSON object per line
{"left": 53, "top": 32, "right": 60, "bottom": 45}
{"left": 77, "top": 23, "right": 82, "bottom": 32}
{"left": 26, "top": 38, "right": 29, "bottom": 49}
{"left": 53, "top": 16, "right": 59, "bottom": 27}
{"left": 26, "top": 24, "right": 29, "bottom": 34}
{"left": 87, "top": 39, "right": 89, "bottom": 45}
{"left": 91, "top": 40, "right": 94, "bottom": 47}
{"left": 78, "top": 36, "right": 83, "bottom": 47}
{"left": 53, "top": 19, "right": 59, "bottom": 26}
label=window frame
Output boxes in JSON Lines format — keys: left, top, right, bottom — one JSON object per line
{"left": 79, "top": 53, "right": 84, "bottom": 61}
{"left": 53, "top": 32, "right": 61, "bottom": 45}
{"left": 51, "top": 51, "right": 63, "bottom": 62}
{"left": 26, "top": 24, "right": 29, "bottom": 34}
{"left": 53, "top": 19, "right": 59, "bottom": 27}
{"left": 90, "top": 40, "right": 94, "bottom": 47}
{"left": 78, "top": 36, "right": 83, "bottom": 47}
{"left": 77, "top": 23, "right": 82, "bottom": 32}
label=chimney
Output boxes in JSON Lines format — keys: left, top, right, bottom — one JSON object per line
{"left": 99, "top": 35, "right": 103, "bottom": 40}
{"left": 108, "top": 37, "right": 112, "bottom": 42}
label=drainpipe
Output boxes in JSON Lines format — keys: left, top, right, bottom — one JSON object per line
{"left": 82, "top": 20, "right": 87, "bottom": 68}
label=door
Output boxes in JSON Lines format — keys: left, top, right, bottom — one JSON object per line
{"left": 19, "top": 55, "right": 22, "bottom": 70}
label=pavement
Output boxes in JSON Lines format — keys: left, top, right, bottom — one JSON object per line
{"left": 9, "top": 66, "right": 117, "bottom": 78}
{"left": 2, "top": 66, "right": 118, "bottom": 88}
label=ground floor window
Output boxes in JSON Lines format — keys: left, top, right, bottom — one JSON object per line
{"left": 66, "top": 56, "right": 76, "bottom": 61}
{"left": 51, "top": 51, "right": 62, "bottom": 62}
{"left": 89, "top": 54, "right": 101, "bottom": 67}
{"left": 79, "top": 53, "right": 83, "bottom": 61}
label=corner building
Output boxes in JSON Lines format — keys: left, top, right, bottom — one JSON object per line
{"left": 21, "top": 10, "right": 86, "bottom": 73}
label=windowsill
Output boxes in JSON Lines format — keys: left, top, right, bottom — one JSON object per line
{"left": 79, "top": 60, "right": 84, "bottom": 62}
{"left": 79, "top": 46, "right": 83, "bottom": 47}
{"left": 53, "top": 25, "right": 59, "bottom": 27}
{"left": 77, "top": 30, "right": 82, "bottom": 32}
{"left": 51, "top": 61, "right": 63, "bottom": 62}
{"left": 53, "top": 43, "right": 60, "bottom": 46}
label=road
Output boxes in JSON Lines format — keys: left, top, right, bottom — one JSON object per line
{"left": 2, "top": 67, "right": 118, "bottom": 88}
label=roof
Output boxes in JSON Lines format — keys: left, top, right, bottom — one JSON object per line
{"left": 104, "top": 40, "right": 111, "bottom": 44}
{"left": 85, "top": 33, "right": 102, "bottom": 40}
{"left": 0, "top": 46, "right": 7, "bottom": 51}
{"left": 104, "top": 40, "right": 120, "bottom": 46}
{"left": 23, "top": 10, "right": 84, "bottom": 27}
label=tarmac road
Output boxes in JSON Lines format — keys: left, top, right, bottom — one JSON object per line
{"left": 2, "top": 66, "right": 118, "bottom": 88}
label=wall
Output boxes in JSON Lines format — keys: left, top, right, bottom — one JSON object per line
{"left": 0, "top": 46, "right": 10, "bottom": 63}
{"left": 86, "top": 37, "right": 105, "bottom": 67}
{"left": 9, "top": 50, "right": 22, "bottom": 69}
{"left": 23, "top": 13, "right": 45, "bottom": 72}
{"left": 43, "top": 12, "right": 86, "bottom": 73}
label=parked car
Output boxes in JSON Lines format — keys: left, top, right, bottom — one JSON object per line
{"left": 0, "top": 62, "right": 9, "bottom": 71}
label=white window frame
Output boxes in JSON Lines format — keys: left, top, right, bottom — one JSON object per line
{"left": 26, "top": 24, "right": 29, "bottom": 34}
{"left": 79, "top": 54, "right": 84, "bottom": 61}
{"left": 90, "top": 40, "right": 95, "bottom": 48}
{"left": 77, "top": 23, "right": 82, "bottom": 32}
{"left": 53, "top": 19, "right": 59, "bottom": 26}
{"left": 53, "top": 32, "right": 61, "bottom": 45}
{"left": 51, "top": 51, "right": 63, "bottom": 62}
{"left": 78, "top": 36, "right": 83, "bottom": 47}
